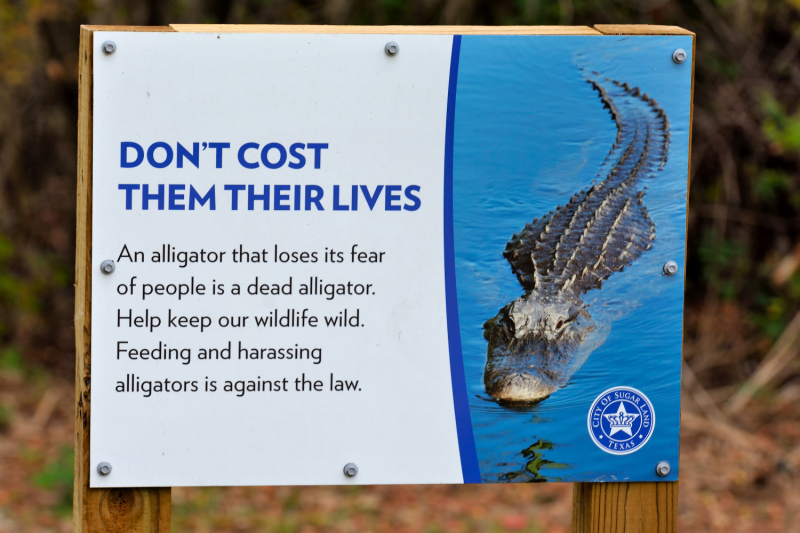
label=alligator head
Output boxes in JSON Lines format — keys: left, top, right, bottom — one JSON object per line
{"left": 483, "top": 293, "right": 595, "bottom": 403}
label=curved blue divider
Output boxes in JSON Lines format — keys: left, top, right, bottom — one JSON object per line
{"left": 443, "top": 34, "right": 481, "bottom": 484}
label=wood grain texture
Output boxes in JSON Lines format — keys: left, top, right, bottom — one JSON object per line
{"left": 572, "top": 482, "right": 678, "bottom": 533}
{"left": 170, "top": 24, "right": 601, "bottom": 35}
{"left": 73, "top": 25, "right": 171, "bottom": 533}
{"left": 82, "top": 25, "right": 174, "bottom": 32}
{"left": 594, "top": 24, "right": 695, "bottom": 36}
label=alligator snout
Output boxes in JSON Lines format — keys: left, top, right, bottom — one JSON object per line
{"left": 485, "top": 371, "right": 559, "bottom": 403}
{"left": 483, "top": 296, "right": 594, "bottom": 403}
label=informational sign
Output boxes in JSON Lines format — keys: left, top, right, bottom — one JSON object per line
{"left": 90, "top": 30, "right": 692, "bottom": 487}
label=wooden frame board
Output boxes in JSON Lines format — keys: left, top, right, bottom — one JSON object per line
{"left": 75, "top": 23, "right": 693, "bottom": 532}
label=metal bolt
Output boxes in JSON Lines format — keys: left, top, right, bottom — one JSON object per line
{"left": 100, "top": 260, "right": 115, "bottom": 274}
{"left": 102, "top": 41, "right": 116, "bottom": 55}
{"left": 97, "top": 462, "right": 112, "bottom": 476}
{"left": 672, "top": 48, "right": 687, "bottom": 64}
{"left": 343, "top": 463, "right": 358, "bottom": 477}
{"left": 655, "top": 461, "right": 671, "bottom": 477}
{"left": 662, "top": 260, "right": 678, "bottom": 276}
{"left": 385, "top": 42, "right": 399, "bottom": 56}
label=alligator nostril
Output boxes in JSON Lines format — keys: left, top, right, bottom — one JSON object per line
{"left": 556, "top": 319, "right": 564, "bottom": 329}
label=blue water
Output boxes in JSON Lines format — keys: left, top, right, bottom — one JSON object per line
{"left": 452, "top": 35, "right": 693, "bottom": 482}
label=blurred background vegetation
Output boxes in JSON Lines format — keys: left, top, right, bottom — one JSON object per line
{"left": 1, "top": 0, "right": 800, "bottom": 531}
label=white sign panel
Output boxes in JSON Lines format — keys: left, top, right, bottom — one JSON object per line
{"left": 91, "top": 30, "right": 692, "bottom": 487}
{"left": 92, "top": 31, "right": 462, "bottom": 487}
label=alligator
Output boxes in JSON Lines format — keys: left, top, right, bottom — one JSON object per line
{"left": 483, "top": 74, "right": 670, "bottom": 403}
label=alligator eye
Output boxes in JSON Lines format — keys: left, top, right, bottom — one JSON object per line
{"left": 556, "top": 319, "right": 564, "bottom": 329}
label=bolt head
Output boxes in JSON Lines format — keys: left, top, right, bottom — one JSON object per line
{"left": 343, "top": 463, "right": 358, "bottom": 477}
{"left": 655, "top": 461, "right": 671, "bottom": 477}
{"left": 385, "top": 42, "right": 399, "bottom": 56}
{"left": 672, "top": 48, "right": 687, "bottom": 64}
{"left": 663, "top": 260, "right": 678, "bottom": 276}
{"left": 102, "top": 41, "right": 116, "bottom": 55}
{"left": 97, "top": 462, "right": 112, "bottom": 476}
{"left": 100, "top": 260, "right": 115, "bottom": 274}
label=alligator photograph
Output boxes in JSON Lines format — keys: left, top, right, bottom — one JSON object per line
{"left": 483, "top": 75, "right": 671, "bottom": 404}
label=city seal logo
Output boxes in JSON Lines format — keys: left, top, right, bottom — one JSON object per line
{"left": 587, "top": 386, "right": 655, "bottom": 455}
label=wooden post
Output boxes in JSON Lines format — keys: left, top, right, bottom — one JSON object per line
{"left": 572, "top": 482, "right": 679, "bottom": 533}
{"left": 571, "top": 23, "right": 694, "bottom": 533}
{"left": 73, "top": 24, "right": 173, "bottom": 533}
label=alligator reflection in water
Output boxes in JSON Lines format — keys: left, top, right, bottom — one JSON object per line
{"left": 499, "top": 440, "right": 570, "bottom": 482}
{"left": 483, "top": 75, "right": 670, "bottom": 403}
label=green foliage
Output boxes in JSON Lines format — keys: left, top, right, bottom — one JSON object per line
{"left": 697, "top": 231, "right": 749, "bottom": 300}
{"left": 0, "top": 402, "right": 13, "bottom": 432}
{"left": 0, "top": 225, "right": 74, "bottom": 374}
{"left": 706, "top": 54, "right": 741, "bottom": 80}
{"left": 761, "top": 91, "right": 800, "bottom": 154}
{"left": 0, "top": 346, "right": 48, "bottom": 385}
{"left": 0, "top": 347, "right": 22, "bottom": 372}
{"left": 787, "top": 270, "right": 800, "bottom": 299}
{"left": 751, "top": 294, "right": 789, "bottom": 340}
{"left": 754, "top": 169, "right": 792, "bottom": 204}
{"left": 282, "top": 489, "right": 302, "bottom": 511}
{"left": 32, "top": 446, "right": 74, "bottom": 517}
{"left": 33, "top": 446, "right": 73, "bottom": 489}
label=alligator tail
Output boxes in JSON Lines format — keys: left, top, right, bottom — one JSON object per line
{"left": 503, "top": 77, "right": 670, "bottom": 297}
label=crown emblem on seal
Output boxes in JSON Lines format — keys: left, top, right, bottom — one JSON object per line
{"left": 603, "top": 403, "right": 639, "bottom": 436}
